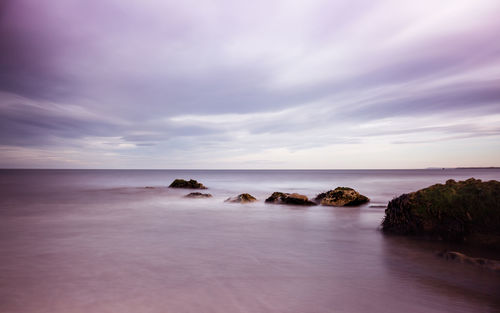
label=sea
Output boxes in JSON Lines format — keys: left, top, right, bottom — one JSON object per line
{"left": 1, "top": 169, "right": 499, "bottom": 313}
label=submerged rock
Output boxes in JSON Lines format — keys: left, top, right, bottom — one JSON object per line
{"left": 265, "top": 192, "right": 316, "bottom": 206}
{"left": 185, "top": 192, "right": 212, "bottom": 198}
{"left": 437, "top": 251, "right": 500, "bottom": 272}
{"left": 169, "top": 179, "right": 207, "bottom": 189}
{"left": 225, "top": 193, "right": 258, "bottom": 203}
{"left": 382, "top": 178, "right": 500, "bottom": 247}
{"left": 314, "top": 187, "right": 369, "bottom": 206}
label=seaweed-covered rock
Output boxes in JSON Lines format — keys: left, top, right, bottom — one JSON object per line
{"left": 382, "top": 178, "right": 500, "bottom": 247}
{"left": 185, "top": 192, "right": 212, "bottom": 198}
{"left": 225, "top": 193, "right": 258, "bottom": 203}
{"left": 314, "top": 187, "right": 369, "bottom": 206}
{"left": 169, "top": 179, "right": 207, "bottom": 189}
{"left": 265, "top": 192, "right": 316, "bottom": 206}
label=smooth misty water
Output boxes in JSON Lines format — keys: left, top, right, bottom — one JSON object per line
{"left": 1, "top": 169, "right": 499, "bottom": 313}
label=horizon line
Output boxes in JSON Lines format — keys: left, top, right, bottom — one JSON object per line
{"left": 1, "top": 167, "right": 499, "bottom": 171}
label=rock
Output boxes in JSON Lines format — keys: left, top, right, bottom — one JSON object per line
{"left": 437, "top": 250, "right": 500, "bottom": 272}
{"left": 225, "top": 193, "right": 258, "bottom": 203}
{"left": 382, "top": 178, "right": 500, "bottom": 247}
{"left": 314, "top": 187, "right": 369, "bottom": 206}
{"left": 169, "top": 179, "right": 207, "bottom": 189}
{"left": 185, "top": 192, "right": 212, "bottom": 198}
{"left": 265, "top": 192, "right": 316, "bottom": 206}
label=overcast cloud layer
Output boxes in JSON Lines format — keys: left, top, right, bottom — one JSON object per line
{"left": 1, "top": 0, "right": 500, "bottom": 168}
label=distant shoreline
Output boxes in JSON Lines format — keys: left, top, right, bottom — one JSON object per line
{"left": 425, "top": 167, "right": 500, "bottom": 170}
{"left": 1, "top": 167, "right": 500, "bottom": 171}
{"left": 455, "top": 167, "right": 500, "bottom": 169}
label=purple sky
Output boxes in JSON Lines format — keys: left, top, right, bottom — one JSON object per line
{"left": 1, "top": 0, "right": 500, "bottom": 168}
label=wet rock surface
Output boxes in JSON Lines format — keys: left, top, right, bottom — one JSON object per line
{"left": 382, "top": 178, "right": 500, "bottom": 247}
{"left": 169, "top": 179, "right": 207, "bottom": 189}
{"left": 314, "top": 187, "right": 369, "bottom": 206}
{"left": 185, "top": 192, "right": 212, "bottom": 198}
{"left": 225, "top": 193, "right": 258, "bottom": 203}
{"left": 265, "top": 192, "right": 316, "bottom": 206}
{"left": 437, "top": 250, "right": 500, "bottom": 272}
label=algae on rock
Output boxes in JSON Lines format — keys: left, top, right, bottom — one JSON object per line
{"left": 265, "top": 192, "right": 316, "bottom": 206}
{"left": 382, "top": 178, "right": 500, "bottom": 248}
{"left": 169, "top": 179, "right": 207, "bottom": 189}
{"left": 314, "top": 187, "right": 369, "bottom": 206}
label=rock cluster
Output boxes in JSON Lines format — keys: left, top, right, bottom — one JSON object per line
{"left": 165, "top": 179, "right": 371, "bottom": 209}
{"left": 265, "top": 192, "right": 316, "bottom": 206}
{"left": 225, "top": 193, "right": 258, "bottom": 203}
{"left": 314, "top": 187, "right": 369, "bottom": 206}
{"left": 169, "top": 179, "right": 207, "bottom": 189}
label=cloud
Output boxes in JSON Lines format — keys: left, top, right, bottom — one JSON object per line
{"left": 0, "top": 0, "right": 500, "bottom": 168}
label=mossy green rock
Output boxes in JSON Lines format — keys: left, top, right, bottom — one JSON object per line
{"left": 169, "top": 179, "right": 207, "bottom": 189}
{"left": 314, "top": 187, "right": 369, "bottom": 206}
{"left": 382, "top": 178, "right": 500, "bottom": 247}
{"left": 265, "top": 192, "right": 316, "bottom": 206}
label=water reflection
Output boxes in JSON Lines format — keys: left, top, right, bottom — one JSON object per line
{"left": 381, "top": 234, "right": 500, "bottom": 312}
{"left": 1, "top": 169, "right": 499, "bottom": 313}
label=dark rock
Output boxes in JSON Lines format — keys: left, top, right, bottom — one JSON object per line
{"left": 314, "top": 187, "right": 369, "bottom": 206}
{"left": 225, "top": 193, "right": 258, "bottom": 203}
{"left": 265, "top": 192, "right": 316, "bottom": 206}
{"left": 169, "top": 179, "right": 207, "bottom": 189}
{"left": 437, "top": 250, "right": 500, "bottom": 272}
{"left": 382, "top": 178, "right": 500, "bottom": 247}
{"left": 185, "top": 192, "right": 212, "bottom": 198}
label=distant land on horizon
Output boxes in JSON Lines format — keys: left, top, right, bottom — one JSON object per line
{"left": 426, "top": 167, "right": 500, "bottom": 170}
{"left": 1, "top": 167, "right": 500, "bottom": 171}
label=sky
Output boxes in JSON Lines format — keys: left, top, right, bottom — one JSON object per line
{"left": 1, "top": 0, "right": 500, "bottom": 169}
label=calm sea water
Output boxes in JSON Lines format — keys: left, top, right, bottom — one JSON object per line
{"left": 1, "top": 169, "right": 499, "bottom": 313}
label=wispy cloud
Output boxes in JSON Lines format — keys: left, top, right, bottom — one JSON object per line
{"left": 1, "top": 0, "right": 499, "bottom": 168}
